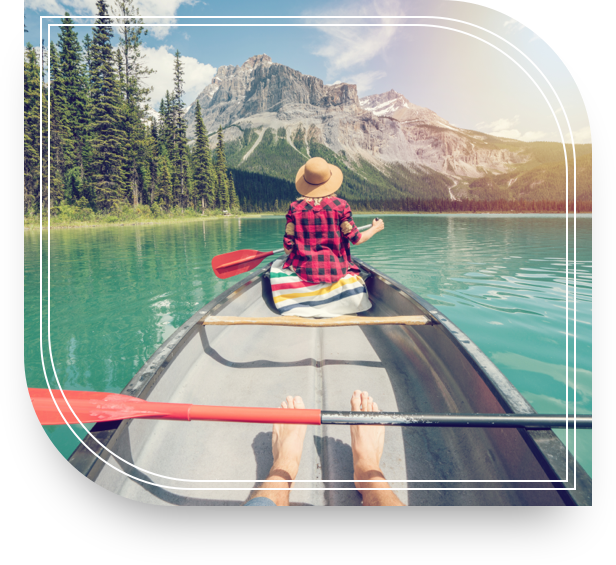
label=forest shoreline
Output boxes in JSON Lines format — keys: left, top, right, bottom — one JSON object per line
{"left": 23, "top": 209, "right": 590, "bottom": 231}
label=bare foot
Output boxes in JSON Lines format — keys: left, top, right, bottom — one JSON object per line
{"left": 246, "top": 396, "right": 308, "bottom": 506}
{"left": 350, "top": 390, "right": 385, "bottom": 490}
{"left": 270, "top": 395, "right": 307, "bottom": 484}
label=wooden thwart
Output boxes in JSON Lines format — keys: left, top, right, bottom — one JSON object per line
{"left": 201, "top": 315, "right": 431, "bottom": 327}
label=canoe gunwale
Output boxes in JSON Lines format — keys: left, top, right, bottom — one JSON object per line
{"left": 353, "top": 257, "right": 535, "bottom": 415}
{"left": 68, "top": 265, "right": 270, "bottom": 479}
{"left": 353, "top": 257, "right": 591, "bottom": 506}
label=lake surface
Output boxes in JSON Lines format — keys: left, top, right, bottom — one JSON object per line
{"left": 24, "top": 214, "right": 592, "bottom": 475}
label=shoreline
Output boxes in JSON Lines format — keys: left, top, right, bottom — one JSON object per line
{"left": 23, "top": 210, "right": 591, "bottom": 231}
{"left": 23, "top": 213, "right": 254, "bottom": 231}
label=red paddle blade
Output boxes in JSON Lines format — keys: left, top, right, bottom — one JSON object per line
{"left": 211, "top": 249, "right": 273, "bottom": 279}
{"left": 28, "top": 388, "right": 191, "bottom": 426}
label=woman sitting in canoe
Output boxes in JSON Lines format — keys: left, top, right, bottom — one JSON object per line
{"left": 270, "top": 157, "right": 384, "bottom": 318}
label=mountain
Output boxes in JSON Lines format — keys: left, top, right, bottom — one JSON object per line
{"left": 360, "top": 89, "right": 453, "bottom": 128}
{"left": 185, "top": 55, "right": 590, "bottom": 206}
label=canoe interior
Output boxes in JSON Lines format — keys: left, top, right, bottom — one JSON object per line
{"left": 69, "top": 260, "right": 591, "bottom": 506}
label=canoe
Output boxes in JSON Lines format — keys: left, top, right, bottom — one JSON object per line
{"left": 68, "top": 258, "right": 592, "bottom": 506}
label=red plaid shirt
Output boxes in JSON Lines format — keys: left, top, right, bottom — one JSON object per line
{"left": 282, "top": 196, "right": 362, "bottom": 283}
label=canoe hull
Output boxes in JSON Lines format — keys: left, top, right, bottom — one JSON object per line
{"left": 68, "top": 259, "right": 591, "bottom": 506}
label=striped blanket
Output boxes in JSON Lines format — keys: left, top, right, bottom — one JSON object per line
{"left": 269, "top": 259, "right": 372, "bottom": 318}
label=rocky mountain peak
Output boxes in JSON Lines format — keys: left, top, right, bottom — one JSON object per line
{"left": 185, "top": 54, "right": 362, "bottom": 135}
{"left": 360, "top": 89, "right": 454, "bottom": 130}
{"left": 183, "top": 54, "right": 526, "bottom": 182}
{"left": 241, "top": 53, "right": 273, "bottom": 69}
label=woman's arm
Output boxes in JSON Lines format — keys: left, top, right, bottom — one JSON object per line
{"left": 355, "top": 218, "right": 384, "bottom": 245}
{"left": 283, "top": 206, "right": 295, "bottom": 255}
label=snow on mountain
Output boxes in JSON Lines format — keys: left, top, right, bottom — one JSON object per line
{"left": 360, "top": 89, "right": 458, "bottom": 131}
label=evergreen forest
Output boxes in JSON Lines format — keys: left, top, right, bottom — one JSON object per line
{"left": 23, "top": 0, "right": 238, "bottom": 224}
{"left": 23, "top": 1, "right": 591, "bottom": 224}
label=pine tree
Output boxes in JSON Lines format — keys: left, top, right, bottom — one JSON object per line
{"left": 24, "top": 43, "right": 41, "bottom": 213}
{"left": 142, "top": 117, "right": 159, "bottom": 205}
{"left": 82, "top": 33, "right": 93, "bottom": 80}
{"left": 192, "top": 100, "right": 216, "bottom": 211}
{"left": 228, "top": 171, "right": 239, "bottom": 211}
{"left": 89, "top": 0, "right": 127, "bottom": 210}
{"left": 185, "top": 145, "right": 196, "bottom": 208}
{"left": 57, "top": 14, "right": 88, "bottom": 178}
{"left": 171, "top": 50, "right": 188, "bottom": 208}
{"left": 112, "top": 0, "right": 155, "bottom": 207}
{"left": 159, "top": 92, "right": 173, "bottom": 150}
{"left": 215, "top": 126, "right": 229, "bottom": 210}
{"left": 79, "top": 33, "right": 94, "bottom": 206}
{"left": 112, "top": 0, "right": 154, "bottom": 109}
{"left": 49, "top": 41, "right": 71, "bottom": 205}
{"left": 157, "top": 148, "right": 173, "bottom": 209}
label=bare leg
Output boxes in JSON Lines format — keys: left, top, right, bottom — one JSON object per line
{"left": 246, "top": 396, "right": 307, "bottom": 506}
{"left": 350, "top": 390, "right": 404, "bottom": 506}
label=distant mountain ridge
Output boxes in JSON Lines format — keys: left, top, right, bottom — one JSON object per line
{"left": 359, "top": 89, "right": 454, "bottom": 129}
{"left": 184, "top": 54, "right": 590, "bottom": 204}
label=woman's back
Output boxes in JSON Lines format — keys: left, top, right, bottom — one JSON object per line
{"left": 283, "top": 196, "right": 361, "bottom": 284}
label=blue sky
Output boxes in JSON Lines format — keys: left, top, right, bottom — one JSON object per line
{"left": 24, "top": 0, "right": 591, "bottom": 143}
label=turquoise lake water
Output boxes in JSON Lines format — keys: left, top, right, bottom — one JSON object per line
{"left": 24, "top": 214, "right": 592, "bottom": 475}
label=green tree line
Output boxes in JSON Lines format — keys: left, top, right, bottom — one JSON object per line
{"left": 23, "top": 0, "right": 238, "bottom": 218}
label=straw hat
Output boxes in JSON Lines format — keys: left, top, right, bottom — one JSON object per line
{"left": 295, "top": 157, "right": 343, "bottom": 198}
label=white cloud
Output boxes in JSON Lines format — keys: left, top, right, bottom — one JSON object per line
{"left": 339, "top": 70, "right": 386, "bottom": 94}
{"left": 25, "top": 0, "right": 94, "bottom": 11}
{"left": 476, "top": 116, "right": 545, "bottom": 142}
{"left": 314, "top": 26, "right": 397, "bottom": 76}
{"left": 519, "top": 130, "right": 546, "bottom": 142}
{"left": 477, "top": 117, "right": 518, "bottom": 132}
{"left": 141, "top": 45, "right": 215, "bottom": 109}
{"left": 303, "top": 0, "right": 402, "bottom": 78}
{"left": 564, "top": 126, "right": 592, "bottom": 144}
{"left": 493, "top": 129, "right": 522, "bottom": 139}
{"left": 25, "top": 0, "right": 198, "bottom": 39}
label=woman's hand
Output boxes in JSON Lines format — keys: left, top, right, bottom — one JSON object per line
{"left": 372, "top": 218, "right": 384, "bottom": 232}
{"left": 356, "top": 218, "right": 384, "bottom": 245}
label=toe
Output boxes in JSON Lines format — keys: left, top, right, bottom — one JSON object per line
{"left": 281, "top": 400, "right": 288, "bottom": 409}
{"left": 361, "top": 391, "right": 370, "bottom": 412}
{"left": 372, "top": 400, "right": 380, "bottom": 413}
{"left": 351, "top": 390, "right": 362, "bottom": 411}
{"left": 286, "top": 395, "right": 295, "bottom": 408}
{"left": 293, "top": 396, "right": 305, "bottom": 409}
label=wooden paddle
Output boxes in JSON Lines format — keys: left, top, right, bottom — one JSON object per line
{"left": 29, "top": 388, "right": 592, "bottom": 429}
{"left": 211, "top": 221, "right": 375, "bottom": 279}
